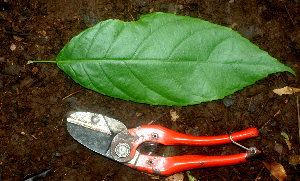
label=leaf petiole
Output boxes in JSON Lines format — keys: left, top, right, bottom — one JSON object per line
{"left": 27, "top": 60, "right": 57, "bottom": 64}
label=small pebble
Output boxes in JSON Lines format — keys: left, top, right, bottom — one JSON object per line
{"left": 249, "top": 103, "right": 256, "bottom": 112}
{"left": 10, "top": 44, "right": 16, "bottom": 51}
{"left": 12, "top": 112, "right": 18, "bottom": 118}
{"left": 55, "top": 152, "right": 61, "bottom": 157}
{"left": 223, "top": 96, "right": 235, "bottom": 107}
{"left": 260, "top": 128, "right": 269, "bottom": 135}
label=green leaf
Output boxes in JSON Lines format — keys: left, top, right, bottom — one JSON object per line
{"left": 186, "top": 171, "right": 198, "bottom": 181}
{"left": 281, "top": 132, "right": 289, "bottom": 140}
{"left": 56, "top": 12, "right": 295, "bottom": 106}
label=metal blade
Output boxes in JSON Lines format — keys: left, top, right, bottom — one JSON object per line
{"left": 67, "top": 112, "right": 127, "bottom": 156}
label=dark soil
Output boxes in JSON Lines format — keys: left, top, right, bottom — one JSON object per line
{"left": 1, "top": 0, "right": 300, "bottom": 180}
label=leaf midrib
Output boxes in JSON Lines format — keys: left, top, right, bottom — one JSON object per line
{"left": 57, "top": 59, "right": 275, "bottom": 66}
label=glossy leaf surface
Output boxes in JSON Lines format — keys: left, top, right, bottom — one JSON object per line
{"left": 57, "top": 12, "right": 295, "bottom": 106}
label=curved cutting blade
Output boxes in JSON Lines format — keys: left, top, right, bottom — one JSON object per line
{"left": 67, "top": 112, "right": 127, "bottom": 156}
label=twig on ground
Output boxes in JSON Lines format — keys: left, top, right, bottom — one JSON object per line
{"left": 248, "top": 97, "right": 253, "bottom": 111}
{"left": 130, "top": 14, "right": 135, "bottom": 22}
{"left": 147, "top": 120, "right": 155, "bottom": 125}
{"left": 283, "top": 2, "right": 296, "bottom": 27}
{"left": 253, "top": 98, "right": 274, "bottom": 125}
{"left": 297, "top": 96, "right": 300, "bottom": 140}
{"left": 103, "top": 163, "right": 118, "bottom": 181}
{"left": 259, "top": 110, "right": 281, "bottom": 131}
{"left": 255, "top": 167, "right": 265, "bottom": 181}
{"left": 62, "top": 90, "right": 81, "bottom": 100}
{"left": 83, "top": 156, "right": 90, "bottom": 165}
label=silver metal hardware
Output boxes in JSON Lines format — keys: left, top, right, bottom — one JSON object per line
{"left": 148, "top": 159, "right": 154, "bottom": 165}
{"left": 152, "top": 133, "right": 158, "bottom": 140}
{"left": 115, "top": 142, "right": 131, "bottom": 158}
{"left": 228, "top": 132, "right": 256, "bottom": 153}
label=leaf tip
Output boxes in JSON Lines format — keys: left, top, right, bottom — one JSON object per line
{"left": 284, "top": 65, "right": 296, "bottom": 76}
{"left": 290, "top": 69, "right": 296, "bottom": 76}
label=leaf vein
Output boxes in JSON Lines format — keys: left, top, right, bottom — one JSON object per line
{"left": 103, "top": 22, "right": 126, "bottom": 58}
{"left": 131, "top": 21, "right": 177, "bottom": 59}
{"left": 162, "top": 63, "right": 194, "bottom": 99}
{"left": 80, "top": 63, "right": 97, "bottom": 90}
{"left": 123, "top": 61, "right": 177, "bottom": 103}
{"left": 66, "top": 63, "right": 96, "bottom": 88}
{"left": 68, "top": 64, "right": 78, "bottom": 79}
{"left": 167, "top": 27, "right": 216, "bottom": 60}
{"left": 206, "top": 37, "right": 232, "bottom": 62}
{"left": 85, "top": 21, "right": 113, "bottom": 59}
{"left": 96, "top": 62, "right": 132, "bottom": 99}
{"left": 70, "top": 30, "right": 92, "bottom": 59}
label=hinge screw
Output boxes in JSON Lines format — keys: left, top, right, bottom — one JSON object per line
{"left": 152, "top": 133, "right": 158, "bottom": 140}
{"left": 148, "top": 159, "right": 154, "bottom": 165}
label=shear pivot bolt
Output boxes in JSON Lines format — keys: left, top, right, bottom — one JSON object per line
{"left": 91, "top": 116, "right": 100, "bottom": 124}
{"left": 115, "top": 143, "right": 130, "bottom": 158}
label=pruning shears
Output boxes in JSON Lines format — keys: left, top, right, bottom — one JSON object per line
{"left": 67, "top": 112, "right": 262, "bottom": 176}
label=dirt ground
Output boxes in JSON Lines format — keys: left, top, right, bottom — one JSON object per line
{"left": 1, "top": 0, "right": 300, "bottom": 180}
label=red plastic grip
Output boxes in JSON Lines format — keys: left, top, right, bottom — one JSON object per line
{"left": 128, "top": 125, "right": 258, "bottom": 147}
{"left": 125, "top": 126, "right": 260, "bottom": 175}
{"left": 127, "top": 153, "right": 252, "bottom": 176}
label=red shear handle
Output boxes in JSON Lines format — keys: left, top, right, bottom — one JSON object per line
{"left": 127, "top": 151, "right": 262, "bottom": 176}
{"left": 129, "top": 125, "right": 258, "bottom": 146}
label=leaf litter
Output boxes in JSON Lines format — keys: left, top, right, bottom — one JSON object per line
{"left": 281, "top": 132, "right": 292, "bottom": 150}
{"left": 262, "top": 160, "right": 287, "bottom": 181}
{"left": 273, "top": 86, "right": 300, "bottom": 96}
{"left": 165, "top": 172, "right": 184, "bottom": 181}
{"left": 289, "top": 153, "right": 300, "bottom": 166}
